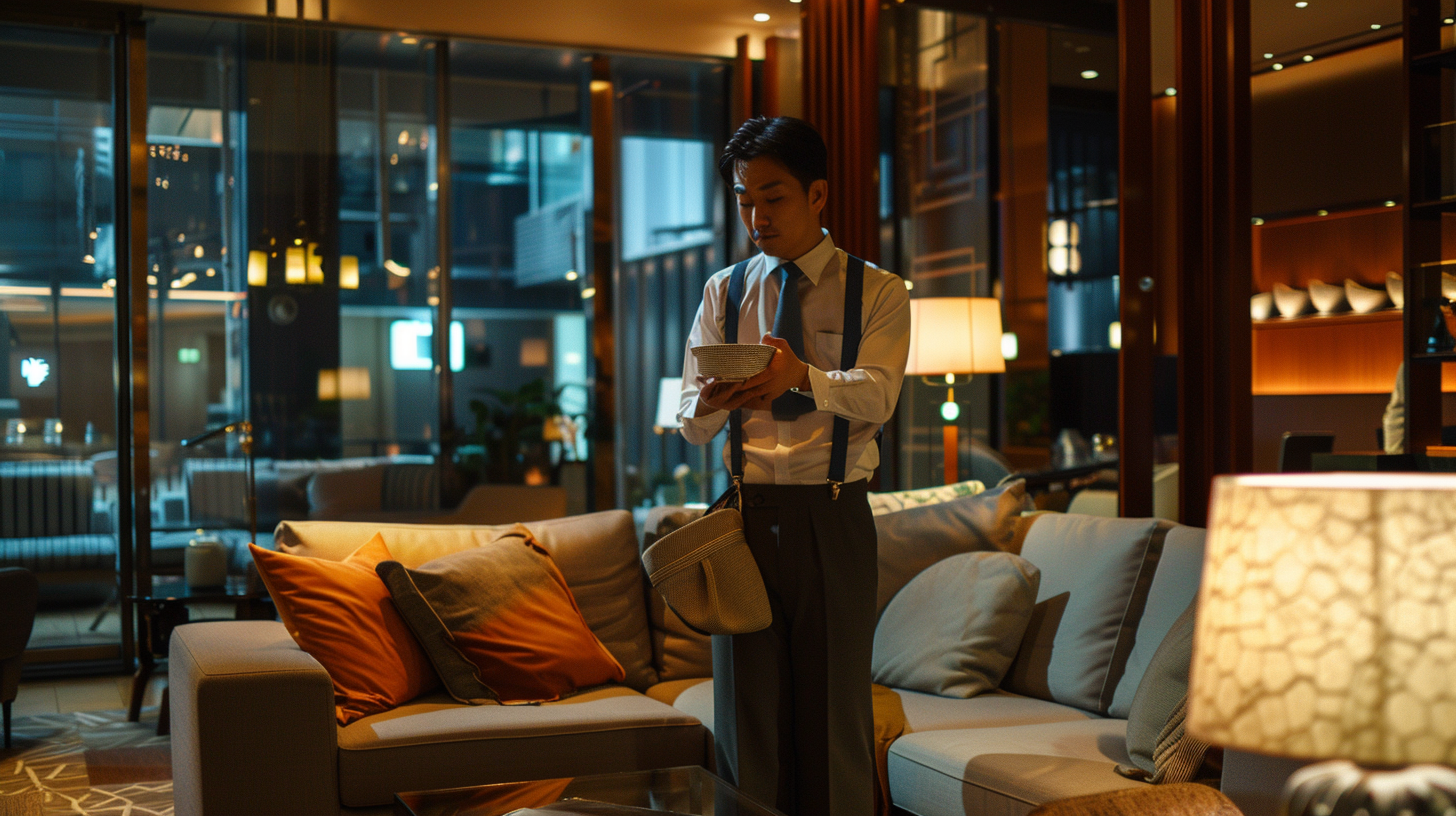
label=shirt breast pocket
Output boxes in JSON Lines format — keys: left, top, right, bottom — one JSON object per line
{"left": 815, "top": 331, "right": 843, "bottom": 368}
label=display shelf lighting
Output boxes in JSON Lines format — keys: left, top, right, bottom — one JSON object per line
{"left": 248, "top": 250, "right": 267, "bottom": 286}
{"left": 285, "top": 246, "right": 306, "bottom": 284}
{"left": 1272, "top": 63, "right": 1284, "bottom": 70}
{"left": 340, "top": 255, "right": 360, "bottom": 289}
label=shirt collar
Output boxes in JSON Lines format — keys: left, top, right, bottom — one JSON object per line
{"left": 765, "top": 230, "right": 836, "bottom": 286}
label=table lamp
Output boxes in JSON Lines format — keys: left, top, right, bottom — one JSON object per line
{"left": 905, "top": 297, "right": 1005, "bottom": 484}
{"left": 1190, "top": 472, "right": 1456, "bottom": 816}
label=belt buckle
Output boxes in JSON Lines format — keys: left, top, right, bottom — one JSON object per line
{"left": 828, "top": 480, "right": 841, "bottom": 501}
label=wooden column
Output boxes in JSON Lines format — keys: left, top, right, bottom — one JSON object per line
{"left": 589, "top": 58, "right": 618, "bottom": 510}
{"left": 734, "top": 35, "right": 753, "bottom": 126}
{"left": 1402, "top": 0, "right": 1444, "bottom": 454}
{"left": 1118, "top": 0, "right": 1155, "bottom": 518}
{"left": 801, "top": 0, "right": 880, "bottom": 262}
{"left": 1175, "top": 0, "right": 1252, "bottom": 526}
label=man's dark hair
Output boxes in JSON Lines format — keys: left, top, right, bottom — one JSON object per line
{"left": 718, "top": 117, "right": 828, "bottom": 191}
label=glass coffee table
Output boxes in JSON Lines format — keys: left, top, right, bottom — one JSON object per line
{"left": 394, "top": 766, "right": 783, "bottom": 816}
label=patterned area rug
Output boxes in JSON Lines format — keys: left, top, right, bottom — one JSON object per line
{"left": 0, "top": 709, "right": 172, "bottom": 816}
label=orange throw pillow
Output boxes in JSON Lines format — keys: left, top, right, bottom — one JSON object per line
{"left": 250, "top": 536, "right": 438, "bottom": 724}
{"left": 375, "top": 525, "right": 625, "bottom": 704}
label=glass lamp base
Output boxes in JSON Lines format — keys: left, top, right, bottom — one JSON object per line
{"left": 1284, "top": 760, "right": 1456, "bottom": 816}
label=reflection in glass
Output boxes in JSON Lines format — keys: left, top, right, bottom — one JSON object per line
{"left": 0, "top": 24, "right": 121, "bottom": 659}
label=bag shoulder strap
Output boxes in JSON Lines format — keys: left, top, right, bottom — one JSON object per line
{"left": 828, "top": 254, "right": 866, "bottom": 491}
{"left": 725, "top": 259, "right": 751, "bottom": 482}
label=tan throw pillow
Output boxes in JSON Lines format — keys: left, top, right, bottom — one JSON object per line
{"left": 375, "top": 524, "right": 625, "bottom": 704}
{"left": 873, "top": 479, "right": 1030, "bottom": 618}
{"left": 872, "top": 551, "right": 1041, "bottom": 697}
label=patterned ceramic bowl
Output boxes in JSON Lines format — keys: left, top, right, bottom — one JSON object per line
{"left": 1387, "top": 271, "right": 1404, "bottom": 309}
{"left": 1250, "top": 292, "right": 1275, "bottom": 321}
{"left": 691, "top": 343, "right": 776, "bottom": 382}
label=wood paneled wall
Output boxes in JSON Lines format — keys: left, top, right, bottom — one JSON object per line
{"left": 802, "top": 0, "right": 880, "bottom": 262}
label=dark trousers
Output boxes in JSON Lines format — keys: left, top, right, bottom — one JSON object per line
{"left": 712, "top": 480, "right": 877, "bottom": 816}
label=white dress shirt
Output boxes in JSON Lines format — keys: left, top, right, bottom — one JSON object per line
{"left": 678, "top": 232, "right": 911, "bottom": 485}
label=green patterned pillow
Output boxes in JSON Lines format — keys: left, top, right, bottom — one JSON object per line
{"left": 868, "top": 479, "right": 987, "bottom": 516}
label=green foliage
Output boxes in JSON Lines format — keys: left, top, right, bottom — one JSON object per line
{"left": 463, "top": 378, "right": 561, "bottom": 483}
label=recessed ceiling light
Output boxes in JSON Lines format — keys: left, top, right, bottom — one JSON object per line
{"left": 1317, "top": 209, "right": 1329, "bottom": 216}
{"left": 1263, "top": 52, "right": 1274, "bottom": 58}
{"left": 1252, "top": 217, "right": 1265, "bottom": 225}
{"left": 1385, "top": 200, "right": 1397, "bottom": 207}
{"left": 1081, "top": 69, "right": 1099, "bottom": 80}
{"left": 1302, "top": 54, "right": 1314, "bottom": 62}
{"left": 1446, "top": 17, "right": 1455, "bottom": 24}
{"left": 1164, "top": 87, "right": 1177, "bottom": 96}
{"left": 1295, "top": 1, "right": 1307, "bottom": 7}
{"left": 1371, "top": 23, "right": 1382, "bottom": 30}
{"left": 1272, "top": 63, "right": 1284, "bottom": 70}
{"left": 789, "top": 0, "right": 801, "bottom": 3}
{"left": 753, "top": 12, "right": 770, "bottom": 21}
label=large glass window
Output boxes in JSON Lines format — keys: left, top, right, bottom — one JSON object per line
{"left": 0, "top": 24, "right": 123, "bottom": 660}
{"left": 448, "top": 43, "right": 591, "bottom": 502}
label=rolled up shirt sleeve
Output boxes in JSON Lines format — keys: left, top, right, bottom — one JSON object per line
{"left": 679, "top": 273, "right": 730, "bottom": 445}
{"left": 803, "top": 271, "right": 911, "bottom": 424}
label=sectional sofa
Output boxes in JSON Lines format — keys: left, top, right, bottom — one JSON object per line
{"left": 168, "top": 486, "right": 1211, "bottom": 816}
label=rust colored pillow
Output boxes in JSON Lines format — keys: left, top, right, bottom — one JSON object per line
{"left": 249, "top": 537, "right": 438, "bottom": 724}
{"left": 375, "top": 524, "right": 625, "bottom": 704}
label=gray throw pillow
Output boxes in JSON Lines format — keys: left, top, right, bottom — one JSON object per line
{"left": 874, "top": 479, "right": 1030, "bottom": 618}
{"left": 1000, "top": 514, "right": 1169, "bottom": 714}
{"left": 872, "top": 552, "right": 1041, "bottom": 698}
{"left": 1119, "top": 599, "right": 1212, "bottom": 782}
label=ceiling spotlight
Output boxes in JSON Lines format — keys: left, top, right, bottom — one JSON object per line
{"left": 565, "top": 270, "right": 579, "bottom": 281}
{"left": 1080, "top": 69, "right": 1099, "bottom": 80}
{"left": 1252, "top": 217, "right": 1265, "bottom": 225}
{"left": 1371, "top": 23, "right": 1382, "bottom": 29}
{"left": 790, "top": 0, "right": 802, "bottom": 3}
{"left": 1385, "top": 200, "right": 1397, "bottom": 207}
{"left": 1447, "top": 18, "right": 1455, "bottom": 24}
{"left": 1263, "top": 52, "right": 1274, "bottom": 59}
{"left": 1272, "top": 63, "right": 1284, "bottom": 70}
{"left": 1164, "top": 87, "right": 1177, "bottom": 96}
{"left": 1317, "top": 209, "right": 1329, "bottom": 216}
{"left": 753, "top": 12, "right": 770, "bottom": 21}
{"left": 1302, "top": 54, "right": 1314, "bottom": 62}
{"left": 1295, "top": 1, "right": 1307, "bottom": 7}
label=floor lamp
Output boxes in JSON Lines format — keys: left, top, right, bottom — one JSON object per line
{"left": 180, "top": 420, "right": 256, "bottom": 551}
{"left": 905, "top": 298, "right": 1005, "bottom": 485}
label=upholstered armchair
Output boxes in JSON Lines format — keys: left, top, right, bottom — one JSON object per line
{"left": 0, "top": 567, "right": 39, "bottom": 749}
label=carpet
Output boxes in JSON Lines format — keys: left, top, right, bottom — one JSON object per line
{"left": 0, "top": 709, "right": 172, "bottom": 816}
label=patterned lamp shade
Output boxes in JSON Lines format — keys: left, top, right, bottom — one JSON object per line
{"left": 1189, "top": 473, "right": 1456, "bottom": 765}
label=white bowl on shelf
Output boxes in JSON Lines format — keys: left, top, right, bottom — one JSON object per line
{"left": 1307, "top": 279, "right": 1349, "bottom": 315}
{"left": 1387, "top": 271, "right": 1404, "bottom": 309}
{"left": 691, "top": 343, "right": 776, "bottom": 382}
{"left": 1444, "top": 271, "right": 1456, "bottom": 301}
{"left": 1272, "top": 283, "right": 1312, "bottom": 318}
{"left": 1344, "top": 279, "right": 1390, "bottom": 314}
{"left": 1250, "top": 292, "right": 1275, "bottom": 321}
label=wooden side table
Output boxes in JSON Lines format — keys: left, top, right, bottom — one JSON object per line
{"left": 127, "top": 574, "right": 272, "bottom": 735}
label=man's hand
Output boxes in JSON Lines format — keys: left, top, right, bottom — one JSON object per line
{"left": 695, "top": 335, "right": 811, "bottom": 414}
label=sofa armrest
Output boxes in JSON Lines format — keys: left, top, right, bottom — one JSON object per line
{"left": 169, "top": 621, "right": 339, "bottom": 816}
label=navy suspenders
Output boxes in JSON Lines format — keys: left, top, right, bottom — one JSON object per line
{"left": 723, "top": 254, "right": 867, "bottom": 499}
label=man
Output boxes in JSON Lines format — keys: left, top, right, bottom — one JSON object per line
{"left": 677, "top": 116, "right": 911, "bottom": 816}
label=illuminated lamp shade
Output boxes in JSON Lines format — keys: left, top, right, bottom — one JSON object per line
{"left": 247, "top": 250, "right": 268, "bottom": 287}
{"left": 285, "top": 246, "right": 306, "bottom": 284}
{"left": 339, "top": 255, "right": 360, "bottom": 289}
{"left": 306, "top": 243, "right": 324, "bottom": 284}
{"left": 317, "top": 367, "right": 371, "bottom": 401}
{"left": 1191, "top": 473, "right": 1456, "bottom": 816}
{"left": 905, "top": 297, "right": 1006, "bottom": 378}
{"left": 655, "top": 376, "right": 683, "bottom": 432}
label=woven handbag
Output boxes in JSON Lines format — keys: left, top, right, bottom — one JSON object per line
{"left": 640, "top": 484, "right": 771, "bottom": 635}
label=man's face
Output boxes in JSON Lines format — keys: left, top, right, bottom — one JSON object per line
{"left": 733, "top": 156, "right": 828, "bottom": 261}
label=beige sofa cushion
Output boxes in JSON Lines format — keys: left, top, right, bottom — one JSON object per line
{"left": 1107, "top": 524, "right": 1205, "bottom": 717}
{"left": 274, "top": 511, "right": 657, "bottom": 691}
{"left": 336, "top": 686, "right": 706, "bottom": 808}
{"left": 644, "top": 680, "right": 1097, "bottom": 738}
{"left": 886, "top": 720, "right": 1146, "bottom": 816}
{"left": 307, "top": 464, "right": 386, "bottom": 519}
